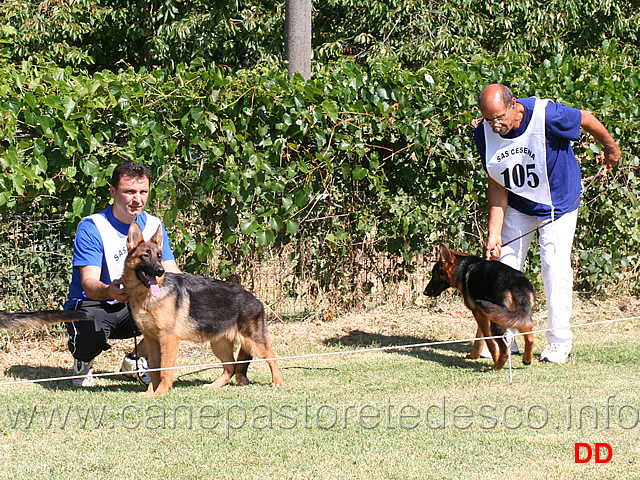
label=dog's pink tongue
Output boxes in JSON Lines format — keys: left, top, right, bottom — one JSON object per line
{"left": 149, "top": 277, "right": 162, "bottom": 298}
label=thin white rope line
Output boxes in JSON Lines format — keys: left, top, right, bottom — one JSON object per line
{"left": 0, "top": 313, "right": 637, "bottom": 388}
{"left": 0, "top": 335, "right": 491, "bottom": 387}
{"left": 511, "top": 314, "right": 640, "bottom": 338}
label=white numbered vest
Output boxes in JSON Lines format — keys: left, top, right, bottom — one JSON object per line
{"left": 85, "top": 213, "right": 162, "bottom": 282}
{"left": 484, "top": 98, "right": 554, "bottom": 219}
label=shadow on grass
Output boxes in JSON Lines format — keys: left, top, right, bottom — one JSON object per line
{"left": 323, "top": 329, "right": 496, "bottom": 371}
{"left": 2, "top": 364, "right": 227, "bottom": 392}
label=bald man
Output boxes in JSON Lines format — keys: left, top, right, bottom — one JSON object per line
{"left": 474, "top": 84, "right": 621, "bottom": 363}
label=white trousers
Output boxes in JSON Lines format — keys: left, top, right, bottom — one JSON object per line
{"left": 499, "top": 206, "right": 578, "bottom": 344}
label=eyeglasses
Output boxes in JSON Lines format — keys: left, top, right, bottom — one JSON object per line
{"left": 485, "top": 104, "right": 511, "bottom": 125}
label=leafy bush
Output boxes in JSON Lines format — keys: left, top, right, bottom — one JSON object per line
{"left": 1, "top": 42, "right": 638, "bottom": 304}
{"left": 315, "top": 0, "right": 640, "bottom": 69}
{"left": 2, "top": 1, "right": 638, "bottom": 74}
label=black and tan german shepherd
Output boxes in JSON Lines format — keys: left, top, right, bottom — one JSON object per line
{"left": 424, "top": 244, "right": 535, "bottom": 370}
{"left": 123, "top": 222, "right": 283, "bottom": 397}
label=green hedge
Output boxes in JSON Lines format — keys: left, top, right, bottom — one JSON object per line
{"left": 1, "top": 46, "right": 638, "bottom": 304}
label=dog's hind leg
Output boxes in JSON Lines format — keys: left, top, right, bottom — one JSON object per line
{"left": 467, "top": 325, "right": 486, "bottom": 359}
{"left": 234, "top": 346, "right": 252, "bottom": 386}
{"left": 239, "top": 336, "right": 283, "bottom": 387}
{"left": 489, "top": 321, "right": 509, "bottom": 370}
{"left": 473, "top": 312, "right": 499, "bottom": 363}
{"left": 492, "top": 341, "right": 509, "bottom": 370}
{"left": 266, "top": 352, "right": 283, "bottom": 387}
{"left": 204, "top": 339, "right": 236, "bottom": 389}
{"left": 521, "top": 326, "right": 534, "bottom": 365}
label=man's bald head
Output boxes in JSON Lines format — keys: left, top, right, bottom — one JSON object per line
{"left": 477, "top": 84, "right": 514, "bottom": 109}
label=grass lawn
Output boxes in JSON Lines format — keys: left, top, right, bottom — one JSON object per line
{"left": 1, "top": 295, "right": 639, "bottom": 479}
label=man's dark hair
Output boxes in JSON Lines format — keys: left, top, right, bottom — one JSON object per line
{"left": 111, "top": 161, "right": 152, "bottom": 188}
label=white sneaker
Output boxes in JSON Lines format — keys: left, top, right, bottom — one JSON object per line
{"left": 540, "top": 342, "right": 572, "bottom": 364}
{"left": 72, "top": 359, "right": 95, "bottom": 387}
{"left": 120, "top": 353, "right": 151, "bottom": 385}
{"left": 479, "top": 340, "right": 519, "bottom": 358}
{"left": 480, "top": 345, "right": 492, "bottom": 358}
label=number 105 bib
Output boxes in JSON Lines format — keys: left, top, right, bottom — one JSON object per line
{"left": 484, "top": 98, "right": 554, "bottom": 213}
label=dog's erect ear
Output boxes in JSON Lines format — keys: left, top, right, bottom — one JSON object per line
{"left": 438, "top": 244, "right": 454, "bottom": 264}
{"left": 150, "top": 225, "right": 163, "bottom": 250}
{"left": 127, "top": 222, "right": 144, "bottom": 251}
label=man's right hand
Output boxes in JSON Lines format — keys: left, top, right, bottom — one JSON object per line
{"left": 80, "top": 265, "right": 128, "bottom": 302}
{"left": 109, "top": 279, "right": 129, "bottom": 303}
{"left": 484, "top": 237, "right": 502, "bottom": 260}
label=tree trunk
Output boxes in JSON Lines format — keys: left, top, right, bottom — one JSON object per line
{"left": 285, "top": 0, "right": 312, "bottom": 80}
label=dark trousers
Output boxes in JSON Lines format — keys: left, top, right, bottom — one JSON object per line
{"left": 66, "top": 301, "right": 140, "bottom": 362}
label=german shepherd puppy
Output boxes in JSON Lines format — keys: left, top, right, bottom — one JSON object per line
{"left": 123, "top": 222, "right": 283, "bottom": 397}
{"left": 424, "top": 244, "right": 535, "bottom": 370}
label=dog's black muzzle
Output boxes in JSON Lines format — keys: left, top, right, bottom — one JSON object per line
{"left": 424, "top": 262, "right": 450, "bottom": 297}
{"left": 424, "top": 277, "right": 450, "bottom": 297}
{"left": 136, "top": 265, "right": 165, "bottom": 288}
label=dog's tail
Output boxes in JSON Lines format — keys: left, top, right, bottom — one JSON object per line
{"left": 474, "top": 299, "right": 533, "bottom": 330}
{"left": 0, "top": 310, "right": 90, "bottom": 330}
